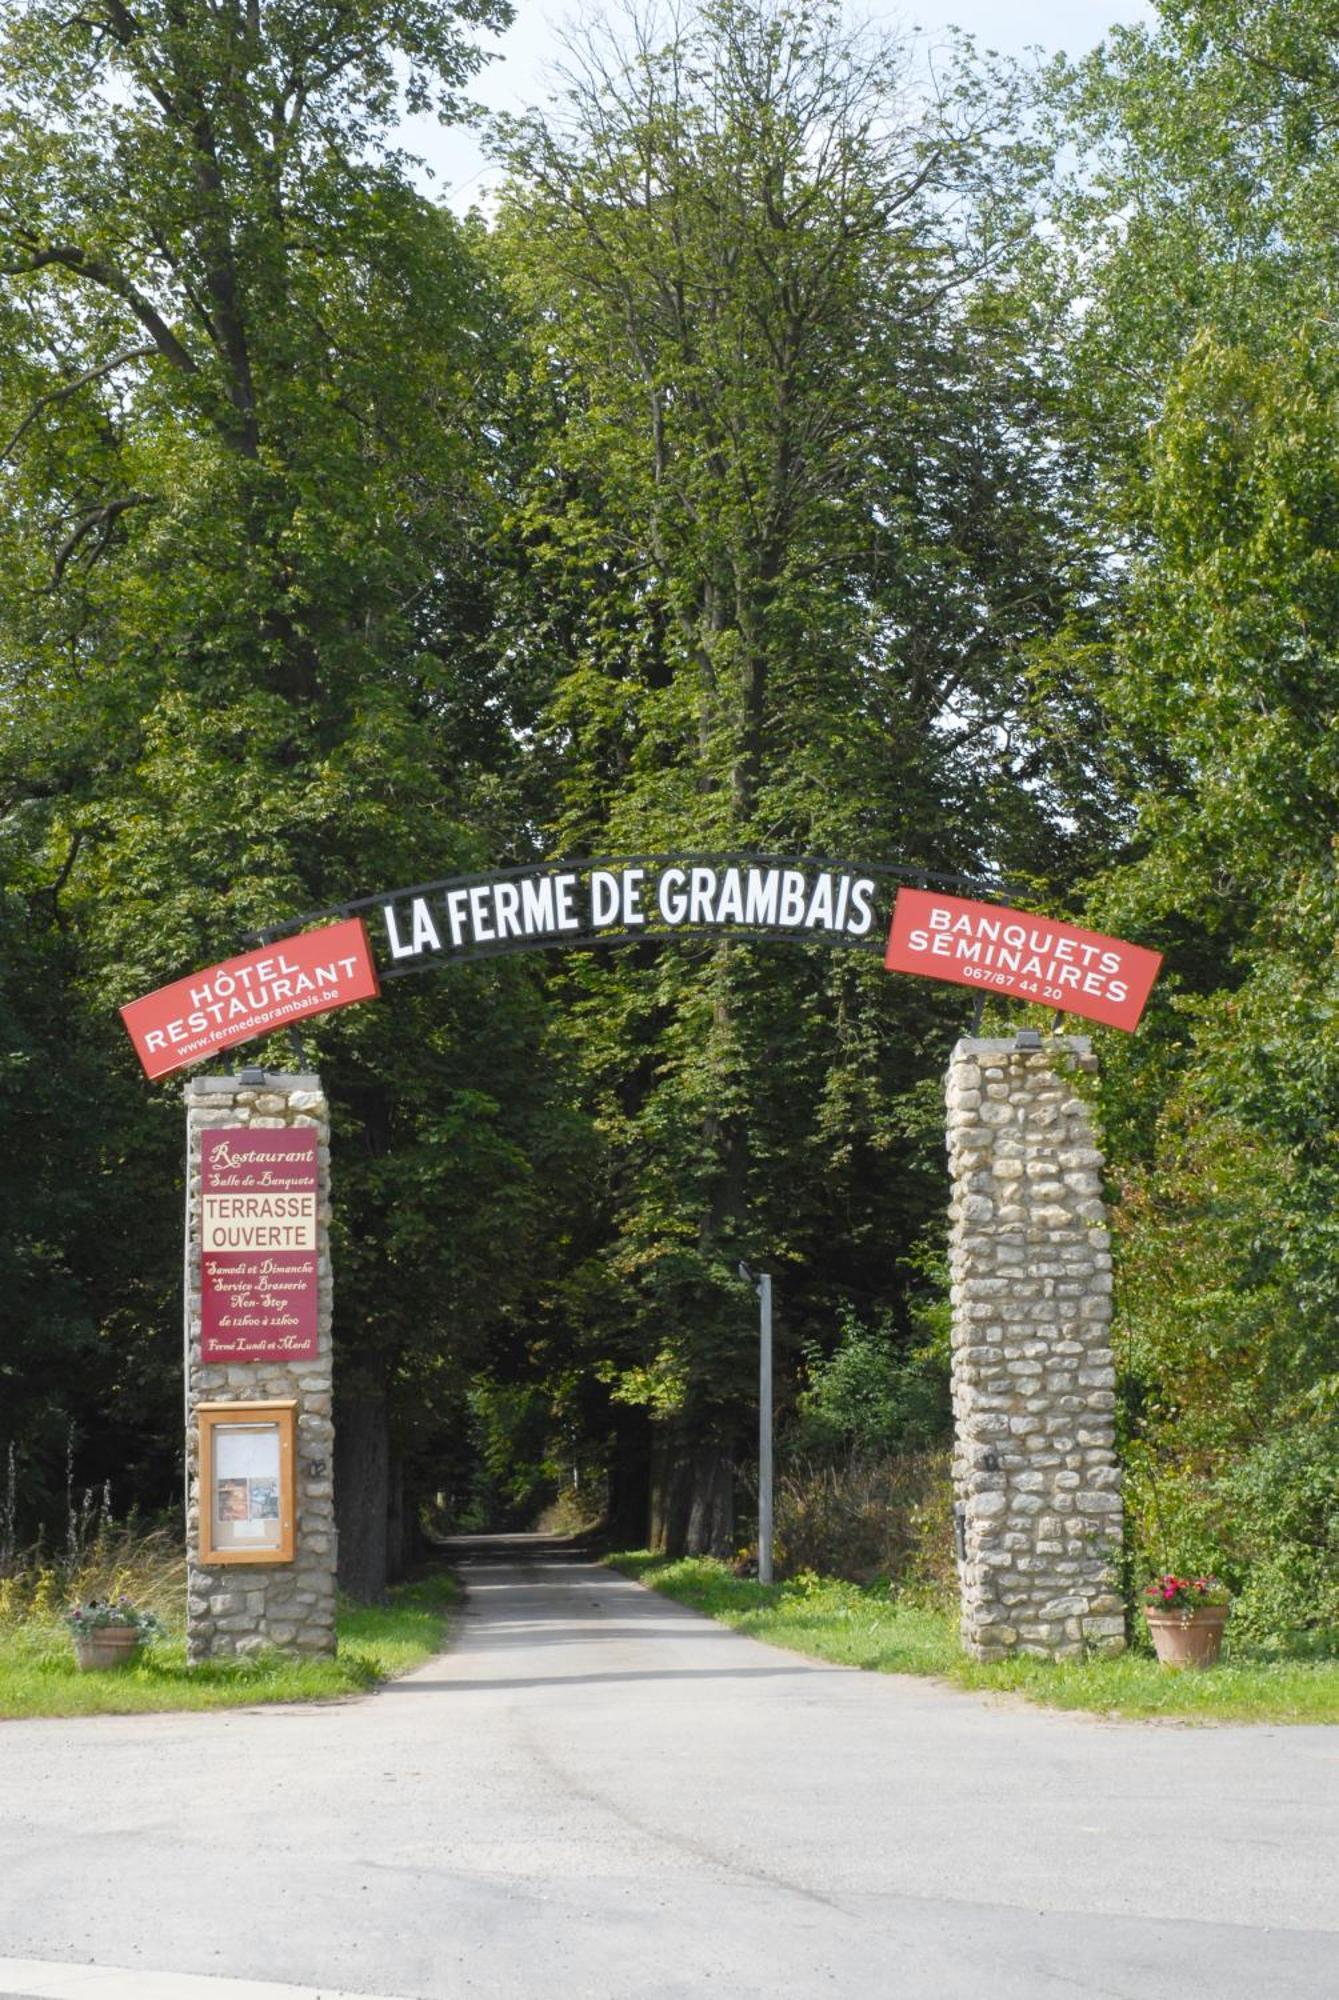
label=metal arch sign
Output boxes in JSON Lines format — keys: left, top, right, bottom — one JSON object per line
{"left": 373, "top": 854, "right": 886, "bottom": 972}
{"left": 119, "top": 855, "right": 1162, "bottom": 1080}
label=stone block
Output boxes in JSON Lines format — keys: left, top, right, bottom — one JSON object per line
{"left": 971, "top": 1624, "right": 1018, "bottom": 1648}
{"left": 1039, "top": 1594, "right": 1089, "bottom": 1618}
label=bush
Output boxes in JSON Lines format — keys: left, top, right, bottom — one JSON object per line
{"left": 0, "top": 1522, "right": 185, "bottom": 1635}
{"left": 771, "top": 1449, "right": 955, "bottom": 1596}
{"left": 1124, "top": 1418, "right": 1338, "bottom": 1649}
{"left": 1218, "top": 1421, "right": 1339, "bottom": 1644}
{"left": 790, "top": 1306, "right": 950, "bottom": 1459}
{"left": 1109, "top": 1100, "right": 1339, "bottom": 1655}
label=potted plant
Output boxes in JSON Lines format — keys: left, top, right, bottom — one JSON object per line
{"left": 1142, "top": 1574, "right": 1231, "bottom": 1668}
{"left": 64, "top": 1596, "right": 163, "bottom": 1672}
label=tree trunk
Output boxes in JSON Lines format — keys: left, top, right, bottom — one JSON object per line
{"left": 683, "top": 1447, "right": 734, "bottom": 1556}
{"left": 649, "top": 1429, "right": 734, "bottom": 1557}
{"left": 385, "top": 1447, "right": 410, "bottom": 1585}
{"left": 334, "top": 1388, "right": 390, "bottom": 1601}
{"left": 606, "top": 1403, "right": 652, "bottom": 1549}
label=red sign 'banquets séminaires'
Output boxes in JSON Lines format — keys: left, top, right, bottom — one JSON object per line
{"left": 201, "top": 1127, "right": 319, "bottom": 1361}
{"left": 120, "top": 916, "right": 380, "bottom": 1080}
{"left": 885, "top": 888, "right": 1161, "bottom": 1032}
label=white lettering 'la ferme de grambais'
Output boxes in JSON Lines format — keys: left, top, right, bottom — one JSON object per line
{"left": 382, "top": 863, "right": 879, "bottom": 964}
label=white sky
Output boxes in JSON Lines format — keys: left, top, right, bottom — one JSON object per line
{"left": 402, "top": 1, "right": 1154, "bottom": 210}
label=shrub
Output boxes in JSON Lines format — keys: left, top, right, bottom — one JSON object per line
{"left": 0, "top": 1524, "right": 185, "bottom": 1635}
{"left": 1124, "top": 1418, "right": 1338, "bottom": 1648}
{"left": 790, "top": 1306, "right": 950, "bottom": 1459}
{"left": 771, "top": 1448, "right": 955, "bottom": 1596}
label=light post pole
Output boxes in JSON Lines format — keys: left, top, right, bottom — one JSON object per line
{"left": 739, "top": 1261, "right": 774, "bottom": 1585}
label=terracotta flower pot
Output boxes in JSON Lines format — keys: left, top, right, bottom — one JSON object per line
{"left": 1144, "top": 1604, "right": 1229, "bottom": 1669}
{"left": 71, "top": 1624, "right": 143, "bottom": 1672}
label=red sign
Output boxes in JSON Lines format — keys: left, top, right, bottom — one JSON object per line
{"left": 884, "top": 888, "right": 1161, "bottom": 1032}
{"left": 201, "top": 1128, "right": 319, "bottom": 1361}
{"left": 121, "top": 917, "right": 380, "bottom": 1080}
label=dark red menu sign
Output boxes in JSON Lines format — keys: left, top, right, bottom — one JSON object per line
{"left": 201, "top": 1128, "right": 319, "bottom": 1361}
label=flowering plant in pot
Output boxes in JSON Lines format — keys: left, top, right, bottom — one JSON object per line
{"left": 1142, "top": 1575, "right": 1230, "bottom": 1668}
{"left": 63, "top": 1596, "right": 163, "bottom": 1671}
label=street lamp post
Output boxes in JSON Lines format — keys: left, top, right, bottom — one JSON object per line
{"left": 739, "top": 1261, "right": 774, "bottom": 1585}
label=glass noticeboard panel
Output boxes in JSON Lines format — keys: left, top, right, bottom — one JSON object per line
{"left": 213, "top": 1423, "right": 282, "bottom": 1550}
{"left": 197, "top": 1401, "right": 296, "bottom": 1564}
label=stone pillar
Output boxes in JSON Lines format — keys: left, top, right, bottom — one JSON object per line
{"left": 946, "top": 1035, "right": 1125, "bottom": 1661}
{"left": 184, "top": 1071, "right": 336, "bottom": 1662}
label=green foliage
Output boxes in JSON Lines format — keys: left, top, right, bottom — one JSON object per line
{"left": 465, "top": 1376, "right": 560, "bottom": 1524}
{"left": 791, "top": 1307, "right": 949, "bottom": 1458}
{"left": 1217, "top": 1426, "right": 1339, "bottom": 1643}
{"left": 1035, "top": 0, "right": 1339, "bottom": 1643}
{"left": 483, "top": 0, "right": 1083, "bottom": 1523}
{"left": 0, "top": 0, "right": 574, "bottom": 1561}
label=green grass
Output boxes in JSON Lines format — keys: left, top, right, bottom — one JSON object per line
{"left": 612, "top": 1553, "right": 1339, "bottom": 1724}
{"left": 0, "top": 1571, "right": 458, "bottom": 1719}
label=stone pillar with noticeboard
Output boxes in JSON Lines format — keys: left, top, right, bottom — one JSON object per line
{"left": 184, "top": 1071, "right": 336, "bottom": 1662}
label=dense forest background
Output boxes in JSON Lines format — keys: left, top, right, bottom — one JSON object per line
{"left": 2, "top": 0, "right": 1334, "bottom": 1638}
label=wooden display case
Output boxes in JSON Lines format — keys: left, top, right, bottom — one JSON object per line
{"left": 196, "top": 1400, "right": 297, "bottom": 1565}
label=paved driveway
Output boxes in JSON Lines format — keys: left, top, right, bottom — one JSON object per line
{"left": 1, "top": 1536, "right": 1335, "bottom": 1998}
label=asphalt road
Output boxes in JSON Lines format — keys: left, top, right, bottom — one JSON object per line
{"left": 1, "top": 1535, "right": 1335, "bottom": 2000}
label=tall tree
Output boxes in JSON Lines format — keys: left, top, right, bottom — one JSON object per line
{"left": 490, "top": 0, "right": 1082, "bottom": 1547}
{"left": 0, "top": 0, "right": 586, "bottom": 1593}
{"left": 1042, "top": 0, "right": 1339, "bottom": 1633}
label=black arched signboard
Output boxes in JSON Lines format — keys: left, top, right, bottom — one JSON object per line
{"left": 365, "top": 853, "right": 905, "bottom": 974}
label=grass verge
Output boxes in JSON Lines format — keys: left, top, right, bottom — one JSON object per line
{"left": 0, "top": 1571, "right": 458, "bottom": 1720}
{"left": 612, "top": 1554, "right": 1339, "bottom": 1724}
